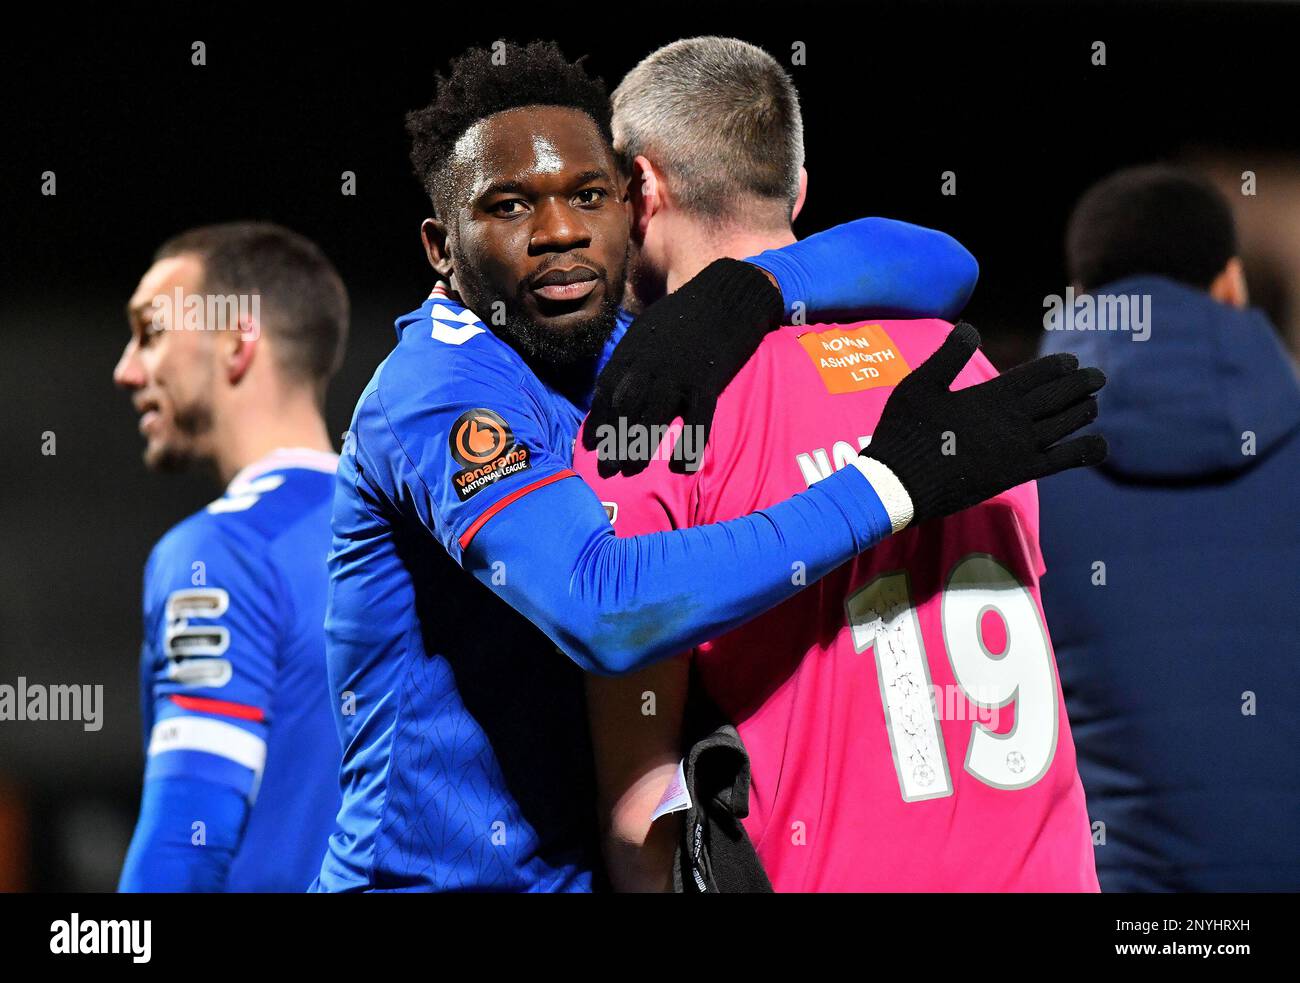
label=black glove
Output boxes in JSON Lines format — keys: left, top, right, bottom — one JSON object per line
{"left": 581, "top": 258, "right": 784, "bottom": 478}
{"left": 864, "top": 322, "right": 1107, "bottom": 527}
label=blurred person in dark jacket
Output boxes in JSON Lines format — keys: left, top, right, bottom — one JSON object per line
{"left": 1039, "top": 165, "right": 1300, "bottom": 891}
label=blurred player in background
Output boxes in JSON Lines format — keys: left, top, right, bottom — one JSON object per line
{"left": 1038, "top": 166, "right": 1300, "bottom": 891}
{"left": 575, "top": 37, "right": 1104, "bottom": 891}
{"left": 314, "top": 40, "right": 1100, "bottom": 892}
{"left": 114, "top": 223, "right": 348, "bottom": 891}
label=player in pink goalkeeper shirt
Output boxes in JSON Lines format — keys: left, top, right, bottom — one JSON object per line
{"left": 574, "top": 38, "right": 1099, "bottom": 892}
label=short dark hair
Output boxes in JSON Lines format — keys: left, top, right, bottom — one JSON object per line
{"left": 406, "top": 40, "right": 613, "bottom": 219}
{"left": 155, "top": 222, "right": 349, "bottom": 394}
{"left": 1067, "top": 164, "right": 1237, "bottom": 292}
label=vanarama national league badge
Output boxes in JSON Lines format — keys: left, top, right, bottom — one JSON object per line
{"left": 449, "top": 408, "right": 531, "bottom": 501}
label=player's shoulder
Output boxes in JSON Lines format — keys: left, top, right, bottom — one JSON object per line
{"left": 873, "top": 318, "right": 999, "bottom": 382}
{"left": 206, "top": 452, "right": 337, "bottom": 527}
{"left": 362, "top": 297, "right": 546, "bottom": 483}
{"left": 771, "top": 317, "right": 998, "bottom": 385}
{"left": 149, "top": 508, "right": 215, "bottom": 573}
{"left": 378, "top": 295, "right": 531, "bottom": 410}
{"left": 145, "top": 506, "right": 254, "bottom": 604}
{"left": 775, "top": 316, "right": 954, "bottom": 353}
{"left": 150, "top": 453, "right": 337, "bottom": 573}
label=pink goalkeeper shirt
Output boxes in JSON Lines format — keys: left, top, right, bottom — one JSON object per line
{"left": 574, "top": 318, "right": 1099, "bottom": 892}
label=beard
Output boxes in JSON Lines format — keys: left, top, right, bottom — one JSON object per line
{"left": 144, "top": 399, "right": 214, "bottom": 474}
{"left": 455, "top": 248, "right": 627, "bottom": 371}
{"left": 494, "top": 292, "right": 622, "bottom": 368}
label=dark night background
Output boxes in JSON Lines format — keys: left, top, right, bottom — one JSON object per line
{"left": 0, "top": 1, "right": 1296, "bottom": 889}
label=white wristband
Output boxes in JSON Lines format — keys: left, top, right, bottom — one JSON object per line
{"left": 849, "top": 456, "right": 915, "bottom": 534}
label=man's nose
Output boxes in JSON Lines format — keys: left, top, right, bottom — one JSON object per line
{"left": 113, "top": 341, "right": 144, "bottom": 390}
{"left": 529, "top": 198, "right": 590, "bottom": 253}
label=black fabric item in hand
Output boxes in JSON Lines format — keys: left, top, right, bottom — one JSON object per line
{"left": 672, "top": 722, "right": 774, "bottom": 894}
{"left": 581, "top": 258, "right": 784, "bottom": 479}
{"left": 671, "top": 673, "right": 773, "bottom": 894}
{"left": 864, "top": 322, "right": 1108, "bottom": 526}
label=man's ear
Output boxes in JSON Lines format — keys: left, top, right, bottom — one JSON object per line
{"left": 224, "top": 315, "right": 260, "bottom": 385}
{"left": 421, "top": 217, "right": 454, "bottom": 279}
{"left": 630, "top": 155, "right": 663, "bottom": 242}
{"left": 1209, "top": 257, "right": 1249, "bottom": 309}
{"left": 792, "top": 166, "right": 808, "bottom": 223}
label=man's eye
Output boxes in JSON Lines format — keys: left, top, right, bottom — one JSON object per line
{"left": 492, "top": 199, "right": 528, "bottom": 216}
{"left": 574, "top": 189, "right": 606, "bottom": 206}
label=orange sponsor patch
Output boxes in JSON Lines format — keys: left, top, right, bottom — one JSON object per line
{"left": 454, "top": 412, "right": 509, "bottom": 465}
{"left": 448, "top": 408, "right": 530, "bottom": 501}
{"left": 797, "top": 323, "right": 910, "bottom": 394}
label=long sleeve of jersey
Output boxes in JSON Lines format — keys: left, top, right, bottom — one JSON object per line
{"left": 118, "top": 519, "right": 282, "bottom": 891}
{"left": 117, "top": 776, "right": 247, "bottom": 892}
{"left": 748, "top": 216, "right": 979, "bottom": 321}
{"left": 463, "top": 461, "right": 890, "bottom": 675}
{"left": 355, "top": 334, "right": 894, "bottom": 677}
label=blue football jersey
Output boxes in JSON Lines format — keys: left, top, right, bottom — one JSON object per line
{"left": 315, "top": 287, "right": 628, "bottom": 892}
{"left": 132, "top": 449, "right": 342, "bottom": 891}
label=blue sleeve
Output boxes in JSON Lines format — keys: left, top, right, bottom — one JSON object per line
{"left": 123, "top": 519, "right": 282, "bottom": 889}
{"left": 118, "top": 775, "right": 247, "bottom": 892}
{"left": 373, "top": 336, "right": 893, "bottom": 675}
{"left": 463, "top": 463, "right": 892, "bottom": 676}
{"left": 366, "top": 344, "right": 586, "bottom": 565}
{"left": 748, "top": 216, "right": 978, "bottom": 321}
